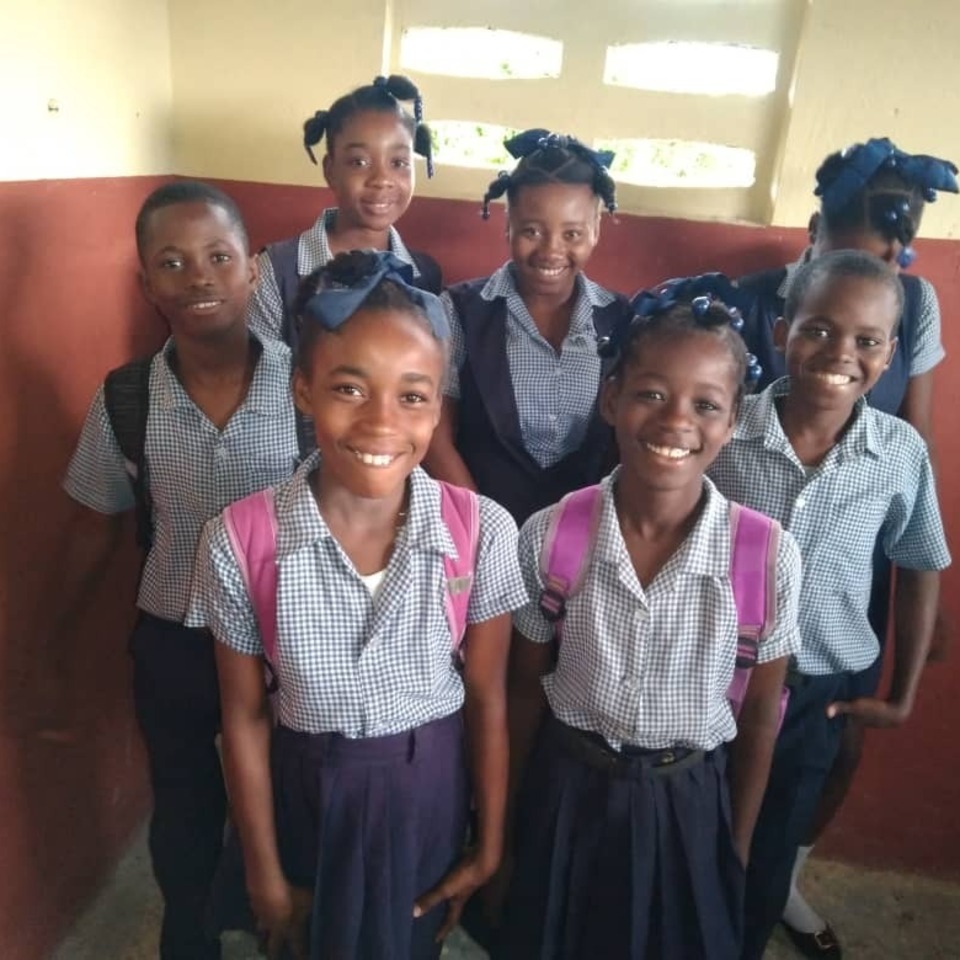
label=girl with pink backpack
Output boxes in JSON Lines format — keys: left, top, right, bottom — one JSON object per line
{"left": 187, "top": 251, "right": 526, "bottom": 959}
{"left": 500, "top": 279, "right": 803, "bottom": 959}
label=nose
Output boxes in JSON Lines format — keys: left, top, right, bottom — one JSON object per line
{"left": 544, "top": 230, "right": 565, "bottom": 256}
{"left": 366, "top": 158, "right": 392, "bottom": 187}
{"left": 184, "top": 256, "right": 214, "bottom": 287}
{"left": 362, "top": 392, "right": 398, "bottom": 431}
{"left": 658, "top": 396, "right": 694, "bottom": 431}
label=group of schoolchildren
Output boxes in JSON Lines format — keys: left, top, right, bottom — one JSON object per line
{"left": 57, "top": 73, "right": 954, "bottom": 960}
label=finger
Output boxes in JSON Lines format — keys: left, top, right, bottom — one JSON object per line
{"left": 826, "top": 700, "right": 849, "bottom": 718}
{"left": 435, "top": 897, "right": 466, "bottom": 942}
{"left": 413, "top": 877, "right": 452, "bottom": 918}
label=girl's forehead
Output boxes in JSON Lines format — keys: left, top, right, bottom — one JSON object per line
{"left": 333, "top": 110, "right": 413, "bottom": 146}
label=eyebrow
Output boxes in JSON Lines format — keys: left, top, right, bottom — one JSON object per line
{"left": 340, "top": 141, "right": 412, "bottom": 151}
{"left": 328, "top": 365, "right": 436, "bottom": 386}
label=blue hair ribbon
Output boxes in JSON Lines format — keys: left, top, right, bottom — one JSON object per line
{"left": 302, "top": 251, "right": 450, "bottom": 339}
{"left": 504, "top": 128, "right": 615, "bottom": 172}
{"left": 604, "top": 273, "right": 760, "bottom": 381}
{"left": 815, "top": 137, "right": 958, "bottom": 218}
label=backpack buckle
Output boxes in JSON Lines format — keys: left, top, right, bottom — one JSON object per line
{"left": 539, "top": 587, "right": 568, "bottom": 623}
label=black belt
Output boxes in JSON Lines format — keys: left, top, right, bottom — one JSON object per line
{"left": 550, "top": 716, "right": 705, "bottom": 778}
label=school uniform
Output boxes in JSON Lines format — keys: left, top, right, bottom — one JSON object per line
{"left": 63, "top": 335, "right": 298, "bottom": 960}
{"left": 502, "top": 470, "right": 803, "bottom": 960}
{"left": 738, "top": 258, "right": 946, "bottom": 695}
{"left": 246, "top": 207, "right": 441, "bottom": 348}
{"left": 186, "top": 454, "right": 527, "bottom": 960}
{"left": 443, "top": 263, "right": 633, "bottom": 524}
{"left": 709, "top": 379, "right": 951, "bottom": 960}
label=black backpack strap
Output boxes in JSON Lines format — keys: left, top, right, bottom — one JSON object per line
{"left": 898, "top": 274, "right": 921, "bottom": 364}
{"left": 264, "top": 237, "right": 302, "bottom": 348}
{"left": 410, "top": 249, "right": 443, "bottom": 294}
{"left": 103, "top": 358, "right": 154, "bottom": 550}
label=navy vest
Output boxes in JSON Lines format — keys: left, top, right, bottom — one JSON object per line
{"left": 448, "top": 279, "right": 632, "bottom": 524}
{"left": 737, "top": 266, "right": 920, "bottom": 417}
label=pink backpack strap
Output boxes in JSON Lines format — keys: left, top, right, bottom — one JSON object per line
{"left": 538, "top": 485, "right": 604, "bottom": 641}
{"left": 437, "top": 481, "right": 481, "bottom": 658}
{"left": 222, "top": 488, "right": 280, "bottom": 680}
{"left": 727, "top": 502, "right": 789, "bottom": 727}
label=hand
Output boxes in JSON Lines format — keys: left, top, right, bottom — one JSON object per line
{"left": 413, "top": 849, "right": 500, "bottom": 942}
{"left": 249, "top": 874, "right": 311, "bottom": 960}
{"left": 927, "top": 609, "right": 953, "bottom": 663}
{"left": 474, "top": 851, "right": 515, "bottom": 930}
{"left": 826, "top": 697, "right": 910, "bottom": 728}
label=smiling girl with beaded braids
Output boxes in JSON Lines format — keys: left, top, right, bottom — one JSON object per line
{"left": 247, "top": 75, "right": 443, "bottom": 354}
{"left": 424, "top": 130, "right": 633, "bottom": 525}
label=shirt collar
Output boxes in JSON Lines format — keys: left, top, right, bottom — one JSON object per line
{"left": 592, "top": 468, "right": 731, "bottom": 580}
{"left": 275, "top": 458, "right": 455, "bottom": 560}
{"left": 299, "top": 208, "right": 420, "bottom": 278}
{"left": 480, "top": 262, "right": 614, "bottom": 334}
{"left": 736, "top": 378, "right": 879, "bottom": 459}
{"left": 155, "top": 333, "right": 290, "bottom": 415}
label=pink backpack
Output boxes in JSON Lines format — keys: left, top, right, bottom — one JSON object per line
{"left": 221, "top": 482, "right": 481, "bottom": 686}
{"left": 537, "top": 485, "right": 789, "bottom": 727}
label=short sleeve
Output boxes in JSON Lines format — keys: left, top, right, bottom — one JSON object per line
{"left": 441, "top": 291, "right": 466, "bottom": 400}
{"left": 245, "top": 251, "right": 284, "bottom": 344}
{"left": 62, "top": 385, "right": 137, "bottom": 515}
{"left": 465, "top": 495, "right": 528, "bottom": 624}
{"left": 512, "top": 507, "right": 556, "bottom": 644}
{"left": 909, "top": 277, "right": 946, "bottom": 377}
{"left": 883, "top": 448, "right": 951, "bottom": 571}
{"left": 756, "top": 528, "right": 803, "bottom": 664}
{"left": 185, "top": 516, "right": 264, "bottom": 654}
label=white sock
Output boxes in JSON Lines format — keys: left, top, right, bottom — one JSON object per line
{"left": 782, "top": 845, "right": 827, "bottom": 934}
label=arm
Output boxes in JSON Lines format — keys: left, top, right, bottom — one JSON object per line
{"left": 727, "top": 655, "right": 789, "bottom": 865}
{"left": 216, "top": 644, "right": 309, "bottom": 957}
{"left": 829, "top": 568, "right": 939, "bottom": 727}
{"left": 413, "top": 612, "right": 511, "bottom": 938}
{"left": 423, "top": 398, "right": 476, "bottom": 490}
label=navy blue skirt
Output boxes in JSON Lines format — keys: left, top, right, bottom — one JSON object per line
{"left": 502, "top": 715, "right": 744, "bottom": 960}
{"left": 272, "top": 711, "right": 469, "bottom": 960}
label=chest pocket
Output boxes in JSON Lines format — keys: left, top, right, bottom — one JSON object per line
{"left": 817, "top": 493, "right": 890, "bottom": 592}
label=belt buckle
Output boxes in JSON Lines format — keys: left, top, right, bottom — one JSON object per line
{"left": 655, "top": 750, "right": 676, "bottom": 767}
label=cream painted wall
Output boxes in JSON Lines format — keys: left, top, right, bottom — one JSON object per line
{"left": 771, "top": 0, "right": 960, "bottom": 238}
{"left": 167, "top": 0, "right": 389, "bottom": 186}
{"left": 0, "top": 0, "right": 172, "bottom": 181}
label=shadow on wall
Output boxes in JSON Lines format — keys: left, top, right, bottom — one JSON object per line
{"left": 0, "top": 178, "right": 169, "bottom": 960}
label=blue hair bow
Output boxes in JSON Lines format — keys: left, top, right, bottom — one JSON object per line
{"left": 815, "top": 137, "right": 958, "bottom": 218}
{"left": 302, "top": 251, "right": 450, "bottom": 340}
{"left": 606, "top": 273, "right": 760, "bottom": 381}
{"left": 504, "top": 128, "right": 615, "bottom": 171}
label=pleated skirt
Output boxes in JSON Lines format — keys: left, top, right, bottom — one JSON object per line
{"left": 501, "top": 714, "right": 744, "bottom": 960}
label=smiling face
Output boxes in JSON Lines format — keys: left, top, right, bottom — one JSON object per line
{"left": 776, "top": 273, "right": 899, "bottom": 412}
{"left": 293, "top": 306, "right": 445, "bottom": 500}
{"left": 602, "top": 330, "right": 739, "bottom": 495}
{"left": 507, "top": 182, "right": 601, "bottom": 299}
{"left": 322, "top": 110, "right": 415, "bottom": 235}
{"left": 139, "top": 200, "right": 257, "bottom": 340}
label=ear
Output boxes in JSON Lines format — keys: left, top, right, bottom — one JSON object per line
{"left": 807, "top": 211, "right": 821, "bottom": 246}
{"left": 292, "top": 367, "right": 315, "bottom": 418}
{"left": 599, "top": 376, "right": 619, "bottom": 427}
{"left": 772, "top": 317, "right": 790, "bottom": 354}
{"left": 246, "top": 250, "right": 260, "bottom": 291}
{"left": 883, "top": 336, "right": 898, "bottom": 370}
{"left": 321, "top": 151, "right": 333, "bottom": 188}
{"left": 138, "top": 267, "right": 157, "bottom": 307}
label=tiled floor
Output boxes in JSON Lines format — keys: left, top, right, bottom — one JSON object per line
{"left": 54, "top": 827, "right": 960, "bottom": 959}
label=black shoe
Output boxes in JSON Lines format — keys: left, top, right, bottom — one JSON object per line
{"left": 781, "top": 920, "right": 843, "bottom": 959}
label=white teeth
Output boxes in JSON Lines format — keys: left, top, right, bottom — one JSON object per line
{"left": 644, "top": 442, "right": 691, "bottom": 460}
{"left": 188, "top": 301, "right": 220, "bottom": 311}
{"left": 352, "top": 450, "right": 396, "bottom": 467}
{"left": 535, "top": 266, "right": 565, "bottom": 277}
{"left": 815, "top": 373, "right": 854, "bottom": 385}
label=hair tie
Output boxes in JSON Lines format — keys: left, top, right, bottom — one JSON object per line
{"left": 504, "top": 128, "right": 615, "bottom": 173}
{"left": 302, "top": 110, "right": 330, "bottom": 165}
{"left": 302, "top": 251, "right": 449, "bottom": 339}
{"left": 815, "top": 137, "right": 958, "bottom": 218}
{"left": 372, "top": 75, "right": 389, "bottom": 90}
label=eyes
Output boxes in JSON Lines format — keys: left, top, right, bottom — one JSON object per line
{"left": 518, "top": 226, "right": 586, "bottom": 242}
{"left": 157, "top": 251, "right": 233, "bottom": 271}
{"left": 800, "top": 324, "right": 886, "bottom": 349}
{"left": 342, "top": 153, "right": 412, "bottom": 171}
{"left": 331, "top": 383, "right": 433, "bottom": 406}
{"left": 631, "top": 388, "right": 725, "bottom": 415}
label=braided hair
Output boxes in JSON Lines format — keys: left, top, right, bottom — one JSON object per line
{"left": 481, "top": 130, "right": 617, "bottom": 219}
{"left": 302, "top": 75, "right": 434, "bottom": 177}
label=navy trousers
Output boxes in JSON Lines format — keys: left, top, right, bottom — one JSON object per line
{"left": 131, "top": 613, "right": 225, "bottom": 960}
{"left": 741, "top": 673, "right": 849, "bottom": 960}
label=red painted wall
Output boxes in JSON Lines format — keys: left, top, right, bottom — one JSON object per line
{"left": 0, "top": 177, "right": 169, "bottom": 959}
{"left": 1, "top": 175, "right": 957, "bottom": 958}
{"left": 227, "top": 179, "right": 960, "bottom": 878}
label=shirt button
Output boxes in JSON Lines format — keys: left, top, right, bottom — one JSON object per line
{"left": 795, "top": 496, "right": 806, "bottom": 509}
{"left": 215, "top": 445, "right": 228, "bottom": 460}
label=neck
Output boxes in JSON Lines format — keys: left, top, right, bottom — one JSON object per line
{"left": 327, "top": 215, "right": 391, "bottom": 254}
{"left": 777, "top": 392, "right": 858, "bottom": 453}
{"left": 172, "top": 324, "right": 252, "bottom": 383}
{"left": 614, "top": 469, "right": 705, "bottom": 540}
{"left": 516, "top": 277, "right": 579, "bottom": 314}
{"left": 312, "top": 472, "right": 407, "bottom": 531}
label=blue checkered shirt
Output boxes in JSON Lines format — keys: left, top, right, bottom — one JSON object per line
{"left": 710, "top": 379, "right": 951, "bottom": 675}
{"left": 246, "top": 208, "right": 420, "bottom": 342}
{"left": 514, "top": 471, "right": 803, "bottom": 751}
{"left": 63, "top": 336, "right": 299, "bottom": 622}
{"left": 442, "top": 262, "right": 618, "bottom": 468}
{"left": 186, "top": 457, "right": 528, "bottom": 737}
